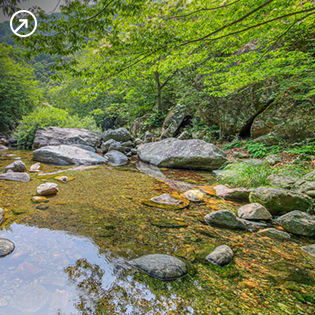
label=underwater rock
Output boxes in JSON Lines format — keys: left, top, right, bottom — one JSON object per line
{"left": 301, "top": 244, "right": 315, "bottom": 257}
{"left": 240, "top": 219, "right": 268, "bottom": 232}
{"left": 104, "top": 150, "right": 128, "bottom": 166}
{"left": 238, "top": 203, "right": 272, "bottom": 220}
{"left": 130, "top": 254, "right": 188, "bottom": 280}
{"left": 0, "top": 208, "right": 4, "bottom": 225}
{"left": 257, "top": 228, "right": 291, "bottom": 240}
{"left": 206, "top": 245, "right": 234, "bottom": 267}
{"left": 29, "top": 162, "right": 42, "bottom": 173}
{"left": 137, "top": 138, "right": 227, "bottom": 170}
{"left": 204, "top": 210, "right": 246, "bottom": 230}
{"left": 36, "top": 182, "right": 59, "bottom": 196}
{"left": 0, "top": 238, "right": 15, "bottom": 257}
{"left": 0, "top": 172, "right": 30, "bottom": 182}
{"left": 276, "top": 210, "right": 315, "bottom": 237}
{"left": 31, "top": 196, "right": 49, "bottom": 203}
{"left": 151, "top": 193, "right": 183, "bottom": 205}
{"left": 55, "top": 176, "right": 69, "bottom": 183}
{"left": 5, "top": 160, "right": 27, "bottom": 173}
{"left": 184, "top": 189, "right": 205, "bottom": 202}
{"left": 150, "top": 217, "right": 188, "bottom": 228}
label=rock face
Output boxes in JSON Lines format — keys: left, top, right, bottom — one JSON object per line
{"left": 276, "top": 211, "right": 315, "bottom": 237}
{"left": 129, "top": 254, "right": 188, "bottom": 280}
{"left": 204, "top": 210, "right": 246, "bottom": 230}
{"left": 137, "top": 138, "right": 227, "bottom": 170}
{"left": 104, "top": 150, "right": 128, "bottom": 166}
{"left": 214, "top": 185, "right": 251, "bottom": 202}
{"left": 33, "top": 126, "right": 102, "bottom": 149}
{"left": 33, "top": 145, "right": 107, "bottom": 166}
{"left": 36, "top": 183, "right": 59, "bottom": 196}
{"left": 0, "top": 238, "right": 15, "bottom": 257}
{"left": 257, "top": 228, "right": 291, "bottom": 240}
{"left": 238, "top": 203, "right": 272, "bottom": 220}
{"left": 0, "top": 172, "right": 30, "bottom": 182}
{"left": 5, "top": 160, "right": 27, "bottom": 173}
{"left": 0, "top": 208, "right": 4, "bottom": 225}
{"left": 101, "top": 127, "right": 131, "bottom": 142}
{"left": 293, "top": 180, "right": 315, "bottom": 197}
{"left": 249, "top": 187, "right": 312, "bottom": 215}
{"left": 206, "top": 245, "right": 234, "bottom": 267}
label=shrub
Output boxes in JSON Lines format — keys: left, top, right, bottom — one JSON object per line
{"left": 15, "top": 106, "right": 100, "bottom": 148}
{"left": 220, "top": 161, "right": 274, "bottom": 188}
{"left": 243, "top": 141, "right": 281, "bottom": 158}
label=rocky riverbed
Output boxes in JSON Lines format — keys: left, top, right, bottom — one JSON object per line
{"left": 0, "top": 150, "right": 315, "bottom": 314}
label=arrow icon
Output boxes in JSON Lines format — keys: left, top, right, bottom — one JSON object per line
{"left": 14, "top": 19, "right": 29, "bottom": 33}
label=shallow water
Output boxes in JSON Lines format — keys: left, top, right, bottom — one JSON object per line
{"left": 0, "top": 150, "right": 315, "bottom": 314}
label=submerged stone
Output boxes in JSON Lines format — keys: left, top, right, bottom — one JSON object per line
{"left": 0, "top": 238, "right": 15, "bottom": 257}
{"left": 184, "top": 189, "right": 205, "bottom": 202}
{"left": 206, "top": 245, "right": 234, "bottom": 267}
{"left": 150, "top": 193, "right": 183, "bottom": 205}
{"left": 55, "top": 176, "right": 69, "bottom": 183}
{"left": 0, "top": 172, "right": 30, "bottom": 182}
{"left": 204, "top": 210, "right": 246, "bottom": 230}
{"left": 130, "top": 254, "right": 188, "bottom": 280}
{"left": 31, "top": 196, "right": 49, "bottom": 203}
{"left": 257, "top": 228, "right": 291, "bottom": 240}
{"left": 150, "top": 218, "right": 188, "bottom": 228}
{"left": 0, "top": 208, "right": 4, "bottom": 225}
{"left": 240, "top": 219, "right": 268, "bottom": 232}
{"left": 301, "top": 244, "right": 315, "bottom": 257}
{"left": 36, "top": 182, "right": 59, "bottom": 196}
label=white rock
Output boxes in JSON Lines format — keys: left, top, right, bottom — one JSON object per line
{"left": 36, "top": 183, "right": 59, "bottom": 196}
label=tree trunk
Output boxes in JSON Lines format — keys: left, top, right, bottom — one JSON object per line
{"left": 154, "top": 71, "right": 162, "bottom": 112}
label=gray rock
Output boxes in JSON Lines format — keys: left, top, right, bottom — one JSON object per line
{"left": 265, "top": 154, "right": 282, "bottom": 165}
{"left": 131, "top": 148, "right": 138, "bottom": 155}
{"left": 214, "top": 185, "right": 251, "bottom": 202}
{"left": 29, "top": 162, "right": 42, "bottom": 173}
{"left": 0, "top": 145, "right": 8, "bottom": 157}
{"left": 240, "top": 219, "right": 268, "bottom": 232}
{"left": 0, "top": 208, "right": 4, "bottom": 225}
{"left": 276, "top": 211, "right": 315, "bottom": 237}
{"left": 137, "top": 138, "right": 227, "bottom": 171}
{"left": 121, "top": 141, "right": 134, "bottom": 148}
{"left": 33, "top": 145, "right": 107, "bottom": 166}
{"left": 303, "top": 170, "right": 315, "bottom": 181}
{"left": 36, "top": 182, "right": 59, "bottom": 196}
{"left": 70, "top": 144, "right": 96, "bottom": 152}
{"left": 267, "top": 174, "right": 298, "bottom": 189}
{"left": 33, "top": 126, "right": 101, "bottom": 149}
{"left": 206, "top": 245, "right": 234, "bottom": 267}
{"left": 204, "top": 210, "right": 246, "bottom": 230}
{"left": 244, "top": 159, "right": 265, "bottom": 166}
{"left": 0, "top": 172, "right": 30, "bottom": 182}
{"left": 105, "top": 150, "right": 128, "bottom": 166}
{"left": 0, "top": 144, "right": 8, "bottom": 151}
{"left": 108, "top": 141, "right": 125, "bottom": 153}
{"left": 143, "top": 131, "right": 152, "bottom": 143}
{"left": 151, "top": 193, "right": 183, "bottom": 205}
{"left": 250, "top": 187, "right": 312, "bottom": 215}
{"left": 293, "top": 180, "right": 315, "bottom": 196}
{"left": 0, "top": 138, "right": 8, "bottom": 146}
{"left": 238, "top": 203, "right": 272, "bottom": 220}
{"left": 101, "top": 139, "right": 118, "bottom": 153}
{"left": 232, "top": 151, "right": 249, "bottom": 159}
{"left": 102, "top": 127, "right": 131, "bottom": 142}
{"left": 56, "top": 176, "right": 68, "bottom": 183}
{"left": 5, "top": 160, "right": 27, "bottom": 173}
{"left": 257, "top": 228, "right": 291, "bottom": 240}
{"left": 130, "top": 254, "right": 188, "bottom": 280}
{"left": 10, "top": 284, "right": 50, "bottom": 313}
{"left": 8, "top": 136, "right": 17, "bottom": 147}
{"left": 0, "top": 238, "right": 15, "bottom": 257}
{"left": 301, "top": 244, "right": 315, "bottom": 257}
{"left": 134, "top": 138, "right": 144, "bottom": 145}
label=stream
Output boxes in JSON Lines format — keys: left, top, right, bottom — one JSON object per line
{"left": 0, "top": 150, "right": 315, "bottom": 315}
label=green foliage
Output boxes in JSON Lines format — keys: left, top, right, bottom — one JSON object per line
{"left": 220, "top": 161, "right": 274, "bottom": 188}
{"left": 0, "top": 43, "right": 40, "bottom": 130}
{"left": 89, "top": 108, "right": 105, "bottom": 128}
{"left": 244, "top": 141, "right": 282, "bottom": 158}
{"left": 287, "top": 140, "right": 315, "bottom": 160}
{"left": 144, "top": 111, "right": 166, "bottom": 128}
{"left": 14, "top": 106, "right": 100, "bottom": 148}
{"left": 222, "top": 138, "right": 244, "bottom": 150}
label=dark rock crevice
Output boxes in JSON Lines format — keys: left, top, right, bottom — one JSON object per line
{"left": 173, "top": 115, "right": 193, "bottom": 137}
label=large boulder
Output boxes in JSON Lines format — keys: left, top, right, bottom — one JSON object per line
{"left": 129, "top": 254, "right": 188, "bottom": 280}
{"left": 101, "top": 127, "right": 131, "bottom": 142}
{"left": 104, "top": 150, "right": 128, "bottom": 166}
{"left": 249, "top": 187, "right": 313, "bottom": 215}
{"left": 137, "top": 138, "right": 227, "bottom": 170}
{"left": 33, "top": 126, "right": 101, "bottom": 149}
{"left": 276, "top": 211, "right": 315, "bottom": 237}
{"left": 33, "top": 145, "right": 107, "bottom": 166}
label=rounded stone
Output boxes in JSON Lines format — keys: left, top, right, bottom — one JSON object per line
{"left": 184, "top": 189, "right": 205, "bottom": 202}
{"left": 204, "top": 210, "right": 246, "bottom": 230}
{"left": 206, "top": 245, "right": 234, "bottom": 267}
{"left": 0, "top": 238, "right": 15, "bottom": 257}
{"left": 36, "top": 182, "right": 59, "bottom": 196}
{"left": 130, "top": 254, "right": 188, "bottom": 280}
{"left": 238, "top": 203, "right": 272, "bottom": 220}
